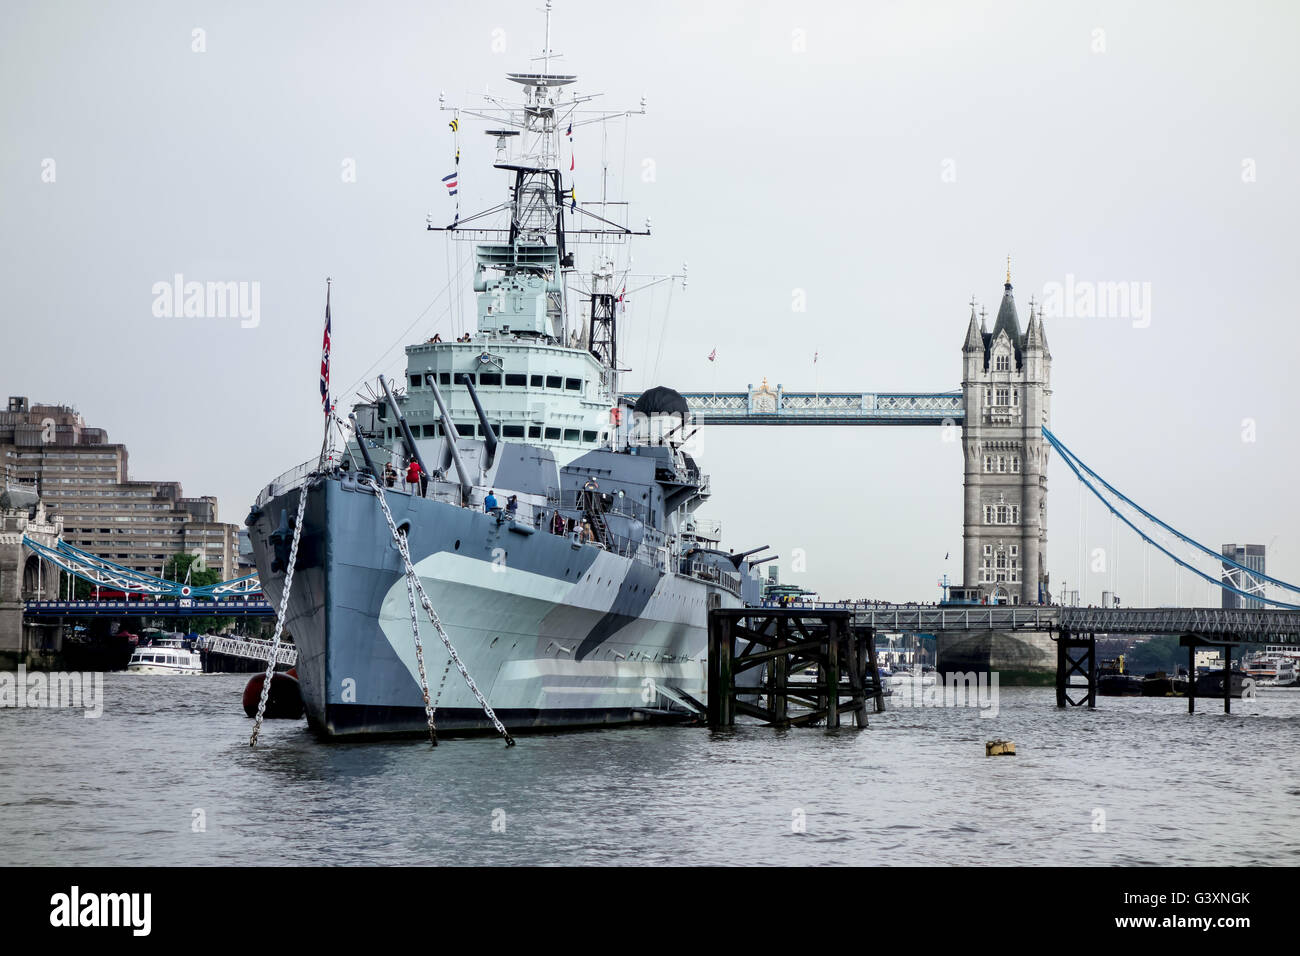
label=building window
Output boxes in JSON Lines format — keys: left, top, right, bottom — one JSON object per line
{"left": 983, "top": 544, "right": 993, "bottom": 557}
{"left": 997, "top": 505, "right": 1008, "bottom": 524}
{"left": 995, "top": 354, "right": 1010, "bottom": 372}
{"left": 1011, "top": 389, "right": 1019, "bottom": 407}
{"left": 997, "top": 456, "right": 1006, "bottom": 473}
{"left": 996, "top": 387, "right": 1010, "bottom": 406}
{"left": 985, "top": 506, "right": 994, "bottom": 524}
{"left": 996, "top": 553, "right": 1006, "bottom": 569}
{"left": 1011, "top": 456, "right": 1020, "bottom": 474}
{"left": 1010, "top": 545, "right": 1018, "bottom": 557}
{"left": 1011, "top": 506, "right": 1020, "bottom": 524}
{"left": 984, "top": 456, "right": 992, "bottom": 473}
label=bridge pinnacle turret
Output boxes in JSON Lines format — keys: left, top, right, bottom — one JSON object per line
{"left": 963, "top": 302, "right": 983, "bottom": 351}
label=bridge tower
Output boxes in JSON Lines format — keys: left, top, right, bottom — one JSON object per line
{"left": 960, "top": 266, "right": 1051, "bottom": 604}
{"left": 0, "top": 485, "right": 63, "bottom": 666}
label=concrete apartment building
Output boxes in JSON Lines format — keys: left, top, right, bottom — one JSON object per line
{"left": 1, "top": 396, "right": 238, "bottom": 579}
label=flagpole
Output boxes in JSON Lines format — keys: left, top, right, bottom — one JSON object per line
{"left": 318, "top": 278, "right": 334, "bottom": 470}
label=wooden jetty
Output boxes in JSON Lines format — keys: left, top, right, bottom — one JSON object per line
{"left": 706, "top": 608, "right": 885, "bottom": 729}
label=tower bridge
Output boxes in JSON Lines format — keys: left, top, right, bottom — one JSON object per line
{"left": 628, "top": 268, "right": 1051, "bottom": 608}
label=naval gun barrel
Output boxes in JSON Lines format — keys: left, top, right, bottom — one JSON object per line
{"left": 380, "top": 375, "right": 471, "bottom": 503}
{"left": 455, "top": 373, "right": 498, "bottom": 465}
{"left": 410, "top": 374, "right": 472, "bottom": 505}
{"left": 727, "top": 545, "right": 771, "bottom": 568}
{"left": 347, "top": 412, "right": 378, "bottom": 476}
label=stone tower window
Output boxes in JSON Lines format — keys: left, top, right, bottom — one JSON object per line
{"left": 995, "top": 354, "right": 1010, "bottom": 372}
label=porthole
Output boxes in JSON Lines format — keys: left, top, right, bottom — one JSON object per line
{"left": 454, "top": 539, "right": 461, "bottom": 550}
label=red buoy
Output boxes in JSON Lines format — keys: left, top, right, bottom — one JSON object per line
{"left": 242, "top": 671, "right": 304, "bottom": 720}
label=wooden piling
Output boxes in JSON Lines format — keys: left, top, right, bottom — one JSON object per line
{"left": 705, "top": 608, "right": 878, "bottom": 730}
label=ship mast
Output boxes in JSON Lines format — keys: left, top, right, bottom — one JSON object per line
{"left": 429, "top": 2, "right": 648, "bottom": 363}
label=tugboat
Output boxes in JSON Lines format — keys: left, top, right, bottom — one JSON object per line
{"left": 245, "top": 9, "right": 769, "bottom": 738}
{"left": 1097, "top": 655, "right": 1143, "bottom": 696}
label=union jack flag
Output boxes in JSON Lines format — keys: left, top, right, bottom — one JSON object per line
{"left": 320, "top": 283, "right": 331, "bottom": 413}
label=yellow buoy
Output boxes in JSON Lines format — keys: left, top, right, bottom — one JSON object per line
{"left": 985, "top": 739, "right": 1016, "bottom": 757}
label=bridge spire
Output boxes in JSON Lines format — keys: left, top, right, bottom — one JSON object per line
{"left": 963, "top": 299, "right": 983, "bottom": 350}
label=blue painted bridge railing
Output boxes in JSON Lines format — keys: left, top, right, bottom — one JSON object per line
{"left": 623, "top": 389, "right": 965, "bottom": 426}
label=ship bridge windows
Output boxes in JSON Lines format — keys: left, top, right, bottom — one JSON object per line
{"left": 439, "top": 372, "right": 451, "bottom": 385}
{"left": 546, "top": 375, "right": 562, "bottom": 389}
{"left": 502, "top": 425, "right": 525, "bottom": 439}
{"left": 505, "top": 373, "right": 527, "bottom": 387}
{"left": 530, "top": 375, "right": 544, "bottom": 387}
{"left": 563, "top": 429, "right": 580, "bottom": 442}
{"left": 565, "top": 378, "right": 582, "bottom": 391}
{"left": 480, "top": 373, "right": 502, "bottom": 386}
{"left": 528, "top": 425, "right": 542, "bottom": 439}
{"left": 410, "top": 375, "right": 422, "bottom": 388}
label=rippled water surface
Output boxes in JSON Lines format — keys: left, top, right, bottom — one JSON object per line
{"left": 2, "top": 675, "right": 1298, "bottom": 866}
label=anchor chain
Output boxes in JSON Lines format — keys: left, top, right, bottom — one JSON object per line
{"left": 362, "top": 475, "right": 516, "bottom": 746}
{"left": 250, "top": 480, "right": 311, "bottom": 747}
{"left": 401, "top": 546, "right": 439, "bottom": 746}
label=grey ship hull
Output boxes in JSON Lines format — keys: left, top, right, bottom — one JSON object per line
{"left": 247, "top": 474, "right": 735, "bottom": 737}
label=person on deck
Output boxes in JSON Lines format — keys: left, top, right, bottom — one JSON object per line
{"left": 551, "top": 510, "right": 565, "bottom": 535}
{"left": 484, "top": 489, "right": 499, "bottom": 513}
{"left": 405, "top": 460, "right": 425, "bottom": 496}
{"left": 506, "top": 494, "right": 519, "bottom": 517}
{"left": 383, "top": 462, "right": 397, "bottom": 488}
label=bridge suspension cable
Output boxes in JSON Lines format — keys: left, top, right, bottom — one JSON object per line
{"left": 1043, "top": 427, "right": 1299, "bottom": 608}
{"left": 21, "top": 536, "right": 261, "bottom": 599}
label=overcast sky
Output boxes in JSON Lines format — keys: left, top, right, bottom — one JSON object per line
{"left": 3, "top": 0, "right": 1297, "bottom": 604}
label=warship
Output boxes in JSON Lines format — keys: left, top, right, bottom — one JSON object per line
{"left": 245, "top": 9, "right": 766, "bottom": 737}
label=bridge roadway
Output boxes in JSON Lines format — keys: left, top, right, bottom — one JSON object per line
{"left": 24, "top": 599, "right": 273, "bottom": 618}
{"left": 623, "top": 391, "right": 965, "bottom": 426}
{"left": 24, "top": 599, "right": 1300, "bottom": 642}
{"left": 758, "top": 602, "right": 1300, "bottom": 643}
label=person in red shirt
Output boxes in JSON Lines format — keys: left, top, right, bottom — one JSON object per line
{"left": 405, "top": 460, "right": 426, "bottom": 497}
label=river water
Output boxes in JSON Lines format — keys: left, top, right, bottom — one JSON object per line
{"left": 2, "top": 675, "right": 1297, "bottom": 866}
